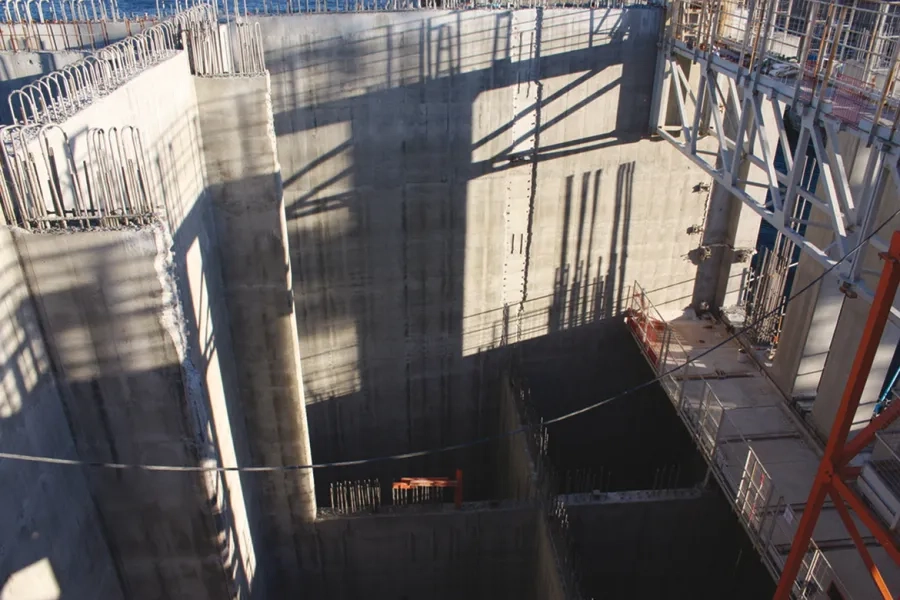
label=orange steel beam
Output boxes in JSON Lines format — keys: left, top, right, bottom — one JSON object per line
{"left": 830, "top": 489, "right": 892, "bottom": 600}
{"left": 773, "top": 231, "right": 900, "bottom": 600}
{"left": 772, "top": 483, "right": 829, "bottom": 599}
{"left": 833, "top": 477, "right": 900, "bottom": 566}
{"left": 840, "top": 465, "right": 862, "bottom": 479}
{"left": 393, "top": 477, "right": 454, "bottom": 488}
{"left": 827, "top": 235, "right": 900, "bottom": 464}
{"left": 392, "top": 471, "right": 464, "bottom": 509}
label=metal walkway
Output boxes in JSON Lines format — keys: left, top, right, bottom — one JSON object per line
{"left": 626, "top": 282, "right": 900, "bottom": 599}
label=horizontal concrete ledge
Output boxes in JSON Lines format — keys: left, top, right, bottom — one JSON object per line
{"left": 317, "top": 499, "right": 538, "bottom": 521}
{"left": 560, "top": 487, "right": 704, "bottom": 506}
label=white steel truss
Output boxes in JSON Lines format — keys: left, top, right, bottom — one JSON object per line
{"left": 655, "top": 47, "right": 900, "bottom": 323}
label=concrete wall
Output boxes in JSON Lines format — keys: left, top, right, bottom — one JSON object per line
{"left": 533, "top": 516, "right": 565, "bottom": 600}
{"left": 0, "top": 11, "right": 748, "bottom": 598}
{"left": 0, "top": 228, "right": 124, "bottom": 600}
{"left": 259, "top": 8, "right": 710, "bottom": 467}
{"left": 15, "top": 228, "right": 231, "bottom": 599}
{"left": 567, "top": 490, "right": 773, "bottom": 599}
{"left": 172, "top": 188, "right": 264, "bottom": 600}
{"left": 514, "top": 318, "right": 707, "bottom": 491}
{"left": 298, "top": 506, "right": 542, "bottom": 600}
{"left": 194, "top": 74, "right": 315, "bottom": 595}
{"left": 496, "top": 372, "right": 536, "bottom": 502}
{"left": 8, "top": 53, "right": 246, "bottom": 598}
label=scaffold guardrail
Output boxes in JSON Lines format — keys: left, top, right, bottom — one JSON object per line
{"left": 626, "top": 281, "right": 851, "bottom": 599}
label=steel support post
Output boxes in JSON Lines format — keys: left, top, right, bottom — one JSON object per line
{"left": 773, "top": 230, "right": 900, "bottom": 600}
{"left": 830, "top": 489, "right": 892, "bottom": 598}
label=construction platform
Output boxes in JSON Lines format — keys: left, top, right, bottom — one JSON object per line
{"left": 627, "top": 282, "right": 900, "bottom": 599}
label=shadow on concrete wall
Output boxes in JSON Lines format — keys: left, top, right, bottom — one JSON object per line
{"left": 568, "top": 488, "right": 775, "bottom": 599}
{"left": 549, "top": 161, "right": 634, "bottom": 331}
{"left": 3, "top": 8, "right": 700, "bottom": 599}
{"left": 0, "top": 104, "right": 262, "bottom": 598}
{"left": 167, "top": 191, "right": 260, "bottom": 600}
{"left": 4, "top": 225, "right": 242, "bottom": 599}
{"left": 0, "top": 251, "right": 126, "bottom": 600}
{"left": 262, "top": 8, "right": 662, "bottom": 508}
{"left": 507, "top": 317, "right": 708, "bottom": 492}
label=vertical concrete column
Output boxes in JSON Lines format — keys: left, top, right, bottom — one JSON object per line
{"left": 771, "top": 257, "right": 843, "bottom": 399}
{"left": 194, "top": 74, "right": 316, "bottom": 590}
{"left": 691, "top": 82, "right": 771, "bottom": 313}
{"left": 810, "top": 133, "right": 900, "bottom": 438}
{"left": 771, "top": 187, "right": 843, "bottom": 399}
{"left": 692, "top": 175, "right": 761, "bottom": 312}
{"left": 811, "top": 298, "right": 900, "bottom": 437}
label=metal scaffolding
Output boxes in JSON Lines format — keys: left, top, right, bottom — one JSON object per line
{"left": 655, "top": 0, "right": 900, "bottom": 325}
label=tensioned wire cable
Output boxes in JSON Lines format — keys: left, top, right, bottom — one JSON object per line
{"left": 2, "top": 206, "right": 899, "bottom": 472}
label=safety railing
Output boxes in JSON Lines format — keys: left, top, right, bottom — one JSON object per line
{"left": 626, "top": 280, "right": 850, "bottom": 598}
{"left": 667, "top": 0, "right": 900, "bottom": 135}
{"left": 791, "top": 544, "right": 844, "bottom": 600}
{"left": 0, "top": 124, "right": 155, "bottom": 229}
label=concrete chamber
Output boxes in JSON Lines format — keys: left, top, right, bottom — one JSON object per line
{"left": 0, "top": 5, "right": 776, "bottom": 600}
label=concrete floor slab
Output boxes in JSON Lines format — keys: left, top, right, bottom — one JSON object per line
{"left": 629, "top": 307, "right": 900, "bottom": 599}
{"left": 825, "top": 546, "right": 900, "bottom": 599}
{"left": 717, "top": 406, "right": 798, "bottom": 439}
{"left": 767, "top": 510, "right": 855, "bottom": 548}
{"left": 708, "top": 377, "right": 785, "bottom": 408}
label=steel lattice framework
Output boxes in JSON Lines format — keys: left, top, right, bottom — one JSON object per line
{"left": 653, "top": 0, "right": 900, "bottom": 323}
{"left": 653, "top": 0, "right": 900, "bottom": 597}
